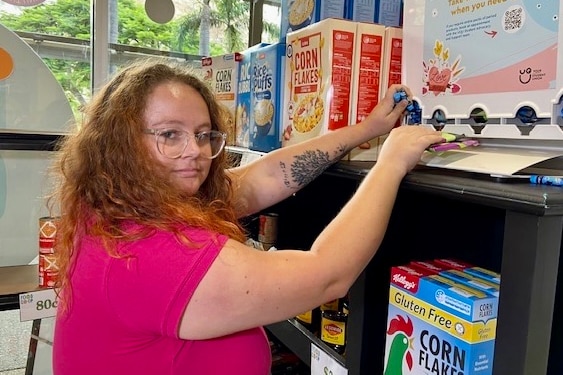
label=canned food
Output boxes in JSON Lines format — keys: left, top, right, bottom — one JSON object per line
{"left": 39, "top": 253, "right": 59, "bottom": 288}
{"left": 258, "top": 213, "right": 278, "bottom": 248}
{"left": 39, "top": 216, "right": 58, "bottom": 252}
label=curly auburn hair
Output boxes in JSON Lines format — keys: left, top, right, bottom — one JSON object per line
{"left": 47, "top": 58, "right": 246, "bottom": 301}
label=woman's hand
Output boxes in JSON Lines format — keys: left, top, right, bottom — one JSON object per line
{"left": 377, "top": 125, "right": 444, "bottom": 176}
{"left": 362, "top": 84, "right": 414, "bottom": 138}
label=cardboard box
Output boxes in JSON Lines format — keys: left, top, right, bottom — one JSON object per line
{"left": 385, "top": 265, "right": 498, "bottom": 374}
{"left": 235, "top": 43, "right": 270, "bottom": 148}
{"left": 249, "top": 43, "right": 286, "bottom": 152}
{"left": 280, "top": 0, "right": 347, "bottom": 41}
{"left": 282, "top": 18, "right": 357, "bottom": 147}
{"left": 348, "top": 22, "right": 386, "bottom": 161}
{"left": 201, "top": 53, "right": 242, "bottom": 145}
{"left": 440, "top": 269, "right": 500, "bottom": 297}
{"left": 347, "top": 0, "right": 403, "bottom": 27}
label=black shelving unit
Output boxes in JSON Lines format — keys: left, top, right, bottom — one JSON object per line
{"left": 261, "top": 159, "right": 563, "bottom": 375}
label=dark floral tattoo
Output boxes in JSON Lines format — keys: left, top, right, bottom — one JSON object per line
{"left": 281, "top": 144, "right": 347, "bottom": 188}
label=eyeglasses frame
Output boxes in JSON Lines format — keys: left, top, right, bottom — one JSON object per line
{"left": 144, "top": 128, "right": 226, "bottom": 160}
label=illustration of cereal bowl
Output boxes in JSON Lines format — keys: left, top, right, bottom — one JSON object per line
{"left": 254, "top": 100, "right": 274, "bottom": 136}
{"left": 291, "top": 94, "right": 324, "bottom": 139}
{"left": 288, "top": 0, "right": 314, "bottom": 30}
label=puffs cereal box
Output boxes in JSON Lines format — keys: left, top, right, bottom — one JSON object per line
{"left": 249, "top": 43, "right": 286, "bottom": 153}
{"left": 385, "top": 265, "right": 498, "bottom": 374}
{"left": 282, "top": 18, "right": 357, "bottom": 147}
{"left": 201, "top": 53, "right": 242, "bottom": 145}
{"left": 235, "top": 43, "right": 270, "bottom": 148}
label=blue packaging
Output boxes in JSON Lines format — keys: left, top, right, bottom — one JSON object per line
{"left": 235, "top": 43, "right": 270, "bottom": 148}
{"left": 249, "top": 43, "right": 286, "bottom": 152}
{"left": 385, "top": 266, "right": 498, "bottom": 374}
{"left": 280, "top": 0, "right": 347, "bottom": 41}
{"left": 347, "top": 0, "right": 403, "bottom": 26}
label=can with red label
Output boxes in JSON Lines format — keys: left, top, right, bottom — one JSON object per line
{"left": 39, "top": 253, "right": 59, "bottom": 288}
{"left": 39, "top": 216, "right": 58, "bottom": 252}
{"left": 38, "top": 216, "right": 59, "bottom": 287}
{"left": 258, "top": 213, "right": 278, "bottom": 249}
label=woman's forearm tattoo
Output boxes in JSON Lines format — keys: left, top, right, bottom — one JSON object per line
{"left": 281, "top": 144, "right": 347, "bottom": 189}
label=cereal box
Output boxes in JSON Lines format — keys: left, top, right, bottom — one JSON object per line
{"left": 433, "top": 258, "right": 475, "bottom": 271}
{"left": 385, "top": 265, "right": 498, "bottom": 374}
{"left": 374, "top": 26, "right": 403, "bottom": 155}
{"left": 409, "top": 260, "right": 448, "bottom": 275}
{"left": 440, "top": 269, "right": 500, "bottom": 297}
{"left": 235, "top": 43, "right": 270, "bottom": 148}
{"left": 201, "top": 53, "right": 242, "bottom": 145}
{"left": 347, "top": 0, "right": 404, "bottom": 27}
{"left": 280, "top": 0, "right": 347, "bottom": 42}
{"left": 463, "top": 267, "right": 501, "bottom": 285}
{"left": 249, "top": 43, "right": 286, "bottom": 153}
{"left": 433, "top": 258, "right": 501, "bottom": 285}
{"left": 282, "top": 18, "right": 357, "bottom": 147}
{"left": 348, "top": 22, "right": 386, "bottom": 161}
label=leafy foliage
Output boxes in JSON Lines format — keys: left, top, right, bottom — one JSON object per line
{"left": 0, "top": 0, "right": 279, "bottom": 115}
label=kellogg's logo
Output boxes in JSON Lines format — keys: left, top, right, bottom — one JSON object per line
{"left": 392, "top": 273, "right": 418, "bottom": 292}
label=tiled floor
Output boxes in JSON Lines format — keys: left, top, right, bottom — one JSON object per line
{"left": 0, "top": 310, "right": 31, "bottom": 374}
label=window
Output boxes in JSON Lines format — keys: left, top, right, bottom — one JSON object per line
{"left": 0, "top": 0, "right": 281, "bottom": 117}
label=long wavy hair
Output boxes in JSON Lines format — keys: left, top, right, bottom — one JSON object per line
{"left": 48, "top": 58, "right": 246, "bottom": 303}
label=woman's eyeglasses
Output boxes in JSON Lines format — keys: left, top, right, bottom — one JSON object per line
{"left": 144, "top": 128, "right": 226, "bottom": 159}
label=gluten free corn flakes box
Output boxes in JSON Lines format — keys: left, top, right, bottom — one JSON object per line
{"left": 282, "top": 18, "right": 357, "bottom": 147}
{"left": 385, "top": 265, "right": 498, "bottom": 374}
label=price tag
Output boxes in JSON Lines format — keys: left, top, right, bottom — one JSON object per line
{"left": 311, "top": 343, "right": 348, "bottom": 375}
{"left": 19, "top": 288, "right": 58, "bottom": 321}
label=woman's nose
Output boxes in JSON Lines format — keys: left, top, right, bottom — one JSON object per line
{"left": 179, "top": 135, "right": 200, "bottom": 158}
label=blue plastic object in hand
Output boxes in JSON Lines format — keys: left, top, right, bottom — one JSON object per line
{"left": 394, "top": 89, "right": 422, "bottom": 124}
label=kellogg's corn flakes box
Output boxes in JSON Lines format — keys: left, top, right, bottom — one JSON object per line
{"left": 249, "top": 43, "right": 286, "bottom": 153}
{"left": 463, "top": 267, "right": 501, "bottom": 286}
{"left": 433, "top": 258, "right": 501, "bottom": 285}
{"left": 385, "top": 264, "right": 498, "bottom": 374}
{"left": 282, "top": 18, "right": 357, "bottom": 147}
{"left": 349, "top": 22, "right": 386, "bottom": 161}
{"left": 280, "top": 0, "right": 347, "bottom": 42}
{"left": 440, "top": 269, "right": 500, "bottom": 298}
{"left": 202, "top": 53, "right": 242, "bottom": 145}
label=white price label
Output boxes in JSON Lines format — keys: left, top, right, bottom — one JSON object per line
{"left": 19, "top": 288, "right": 58, "bottom": 321}
{"left": 311, "top": 343, "right": 348, "bottom": 375}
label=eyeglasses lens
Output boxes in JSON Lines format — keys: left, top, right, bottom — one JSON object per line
{"left": 157, "top": 131, "right": 225, "bottom": 159}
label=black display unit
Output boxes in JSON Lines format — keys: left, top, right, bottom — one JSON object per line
{"left": 263, "top": 160, "right": 563, "bottom": 375}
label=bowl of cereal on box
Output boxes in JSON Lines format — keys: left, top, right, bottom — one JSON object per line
{"left": 288, "top": 0, "right": 314, "bottom": 30}
{"left": 254, "top": 99, "right": 274, "bottom": 136}
{"left": 291, "top": 94, "right": 324, "bottom": 137}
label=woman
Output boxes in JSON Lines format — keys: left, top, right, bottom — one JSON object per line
{"left": 50, "top": 58, "right": 443, "bottom": 374}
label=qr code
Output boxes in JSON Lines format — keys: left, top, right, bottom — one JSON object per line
{"left": 504, "top": 7, "right": 523, "bottom": 31}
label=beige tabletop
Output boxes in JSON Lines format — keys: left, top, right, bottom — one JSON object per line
{"left": 0, "top": 264, "right": 41, "bottom": 296}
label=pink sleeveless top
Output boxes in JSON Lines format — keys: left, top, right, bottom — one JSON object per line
{"left": 53, "top": 225, "right": 271, "bottom": 374}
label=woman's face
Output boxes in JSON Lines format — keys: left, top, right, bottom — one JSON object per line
{"left": 143, "top": 81, "right": 213, "bottom": 195}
